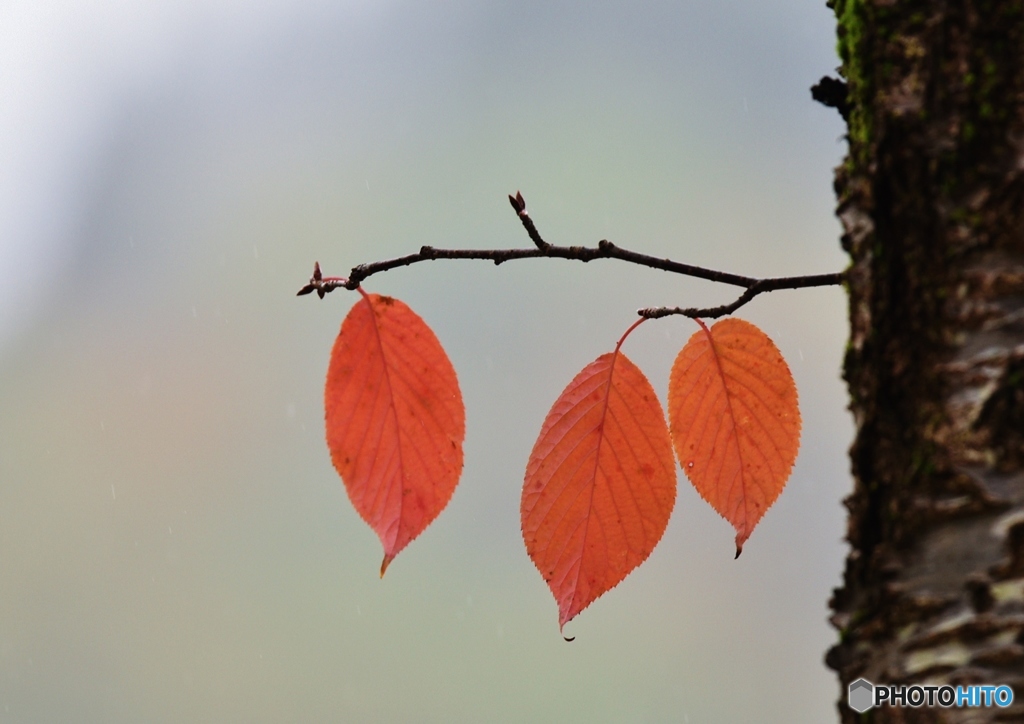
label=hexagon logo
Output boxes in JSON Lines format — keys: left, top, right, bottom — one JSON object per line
{"left": 848, "top": 678, "right": 874, "bottom": 713}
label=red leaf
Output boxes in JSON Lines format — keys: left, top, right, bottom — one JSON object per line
{"left": 668, "top": 318, "right": 800, "bottom": 557}
{"left": 521, "top": 350, "right": 676, "bottom": 632}
{"left": 325, "top": 291, "right": 465, "bottom": 575}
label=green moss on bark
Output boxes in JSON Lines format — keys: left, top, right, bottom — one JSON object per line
{"left": 828, "top": 1, "right": 1024, "bottom": 721}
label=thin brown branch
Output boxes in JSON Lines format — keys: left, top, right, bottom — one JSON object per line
{"left": 298, "top": 191, "right": 845, "bottom": 318}
{"left": 639, "top": 273, "right": 844, "bottom": 319}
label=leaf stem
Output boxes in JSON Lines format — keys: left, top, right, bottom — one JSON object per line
{"left": 297, "top": 192, "right": 845, "bottom": 319}
{"left": 615, "top": 317, "right": 648, "bottom": 353}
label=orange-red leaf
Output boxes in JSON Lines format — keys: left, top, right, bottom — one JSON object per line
{"left": 668, "top": 318, "right": 800, "bottom": 557}
{"left": 325, "top": 292, "right": 465, "bottom": 575}
{"left": 521, "top": 351, "right": 676, "bottom": 631}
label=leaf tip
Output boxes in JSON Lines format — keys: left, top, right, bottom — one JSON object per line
{"left": 734, "top": 531, "right": 748, "bottom": 559}
{"left": 380, "top": 553, "right": 394, "bottom": 578}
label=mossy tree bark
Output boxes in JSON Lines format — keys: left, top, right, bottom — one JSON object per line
{"left": 825, "top": 0, "right": 1024, "bottom": 721}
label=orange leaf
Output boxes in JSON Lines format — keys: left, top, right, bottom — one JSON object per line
{"left": 668, "top": 318, "right": 800, "bottom": 557}
{"left": 521, "top": 350, "right": 676, "bottom": 632}
{"left": 325, "top": 291, "right": 465, "bottom": 575}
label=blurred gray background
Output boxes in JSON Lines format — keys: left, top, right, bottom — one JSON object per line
{"left": 0, "top": 1, "right": 850, "bottom": 721}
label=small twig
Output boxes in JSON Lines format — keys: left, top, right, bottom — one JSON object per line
{"left": 640, "top": 273, "right": 844, "bottom": 319}
{"left": 508, "top": 191, "right": 550, "bottom": 250}
{"left": 298, "top": 191, "right": 844, "bottom": 318}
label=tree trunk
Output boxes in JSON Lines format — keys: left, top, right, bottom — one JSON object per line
{"left": 824, "top": 0, "right": 1024, "bottom": 721}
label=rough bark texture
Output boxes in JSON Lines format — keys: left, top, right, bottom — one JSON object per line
{"left": 825, "top": 0, "right": 1024, "bottom": 720}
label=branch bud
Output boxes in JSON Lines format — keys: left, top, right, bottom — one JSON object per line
{"left": 508, "top": 191, "right": 525, "bottom": 214}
